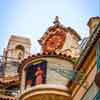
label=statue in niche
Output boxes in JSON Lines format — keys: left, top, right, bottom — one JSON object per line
{"left": 35, "top": 66, "right": 44, "bottom": 85}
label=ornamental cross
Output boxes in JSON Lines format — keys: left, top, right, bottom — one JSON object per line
{"left": 53, "top": 16, "right": 60, "bottom": 25}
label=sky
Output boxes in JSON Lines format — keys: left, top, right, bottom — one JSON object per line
{"left": 0, "top": 0, "right": 100, "bottom": 55}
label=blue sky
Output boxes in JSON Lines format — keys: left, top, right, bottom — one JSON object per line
{"left": 0, "top": 0, "right": 100, "bottom": 55}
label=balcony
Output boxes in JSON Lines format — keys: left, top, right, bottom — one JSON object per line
{"left": 18, "top": 55, "right": 75, "bottom": 100}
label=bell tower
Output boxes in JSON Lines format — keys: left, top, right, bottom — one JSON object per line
{"left": 3, "top": 35, "right": 31, "bottom": 77}
{"left": 6, "top": 35, "right": 31, "bottom": 61}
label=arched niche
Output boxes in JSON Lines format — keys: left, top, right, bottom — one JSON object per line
{"left": 15, "top": 45, "right": 25, "bottom": 60}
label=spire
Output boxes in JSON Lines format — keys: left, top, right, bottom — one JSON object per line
{"left": 53, "top": 16, "right": 60, "bottom": 25}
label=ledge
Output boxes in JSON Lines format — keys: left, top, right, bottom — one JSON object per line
{"left": 18, "top": 84, "right": 72, "bottom": 100}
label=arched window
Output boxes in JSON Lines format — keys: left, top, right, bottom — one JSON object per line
{"left": 15, "top": 45, "right": 25, "bottom": 60}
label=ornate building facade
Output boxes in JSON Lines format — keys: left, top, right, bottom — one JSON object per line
{"left": 0, "top": 16, "right": 100, "bottom": 100}
{"left": 18, "top": 16, "right": 81, "bottom": 100}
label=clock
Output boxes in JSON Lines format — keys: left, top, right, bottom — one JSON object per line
{"left": 43, "top": 31, "right": 66, "bottom": 53}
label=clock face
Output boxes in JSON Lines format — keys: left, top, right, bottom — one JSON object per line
{"left": 43, "top": 32, "right": 66, "bottom": 53}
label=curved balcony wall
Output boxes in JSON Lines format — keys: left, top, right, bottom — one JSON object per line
{"left": 18, "top": 55, "right": 75, "bottom": 100}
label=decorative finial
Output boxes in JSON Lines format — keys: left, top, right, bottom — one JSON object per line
{"left": 53, "top": 16, "right": 60, "bottom": 25}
